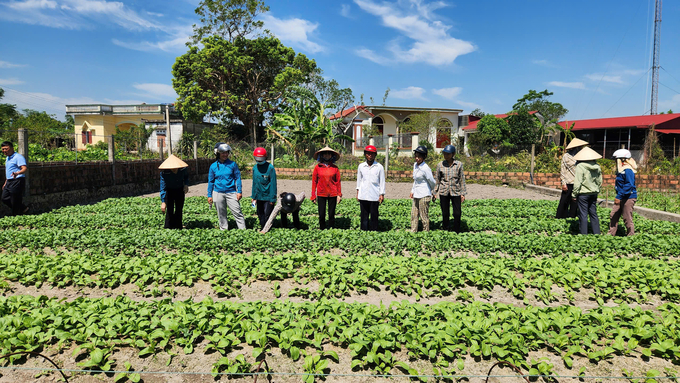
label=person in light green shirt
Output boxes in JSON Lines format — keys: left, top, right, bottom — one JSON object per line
{"left": 572, "top": 147, "right": 603, "bottom": 235}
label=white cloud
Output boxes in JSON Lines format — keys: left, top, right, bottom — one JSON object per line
{"left": 353, "top": 0, "right": 475, "bottom": 66}
{"left": 391, "top": 86, "right": 427, "bottom": 100}
{"left": 408, "top": 0, "right": 449, "bottom": 20}
{"left": 112, "top": 24, "right": 191, "bottom": 53}
{"left": 1, "top": 88, "right": 101, "bottom": 117}
{"left": 340, "top": 3, "right": 352, "bottom": 17}
{"left": 0, "top": 78, "right": 25, "bottom": 86}
{"left": 0, "top": 60, "right": 27, "bottom": 68}
{"left": 547, "top": 81, "right": 586, "bottom": 90}
{"left": 532, "top": 59, "right": 557, "bottom": 68}
{"left": 6, "top": 0, "right": 57, "bottom": 10}
{"left": 1, "top": 0, "right": 162, "bottom": 31}
{"left": 261, "top": 14, "right": 324, "bottom": 53}
{"left": 432, "top": 87, "right": 462, "bottom": 100}
{"left": 455, "top": 100, "right": 480, "bottom": 110}
{"left": 585, "top": 74, "right": 624, "bottom": 84}
{"left": 146, "top": 11, "right": 164, "bottom": 17}
{"left": 132, "top": 83, "right": 177, "bottom": 99}
{"left": 355, "top": 48, "right": 385, "bottom": 64}
{"left": 659, "top": 94, "right": 680, "bottom": 112}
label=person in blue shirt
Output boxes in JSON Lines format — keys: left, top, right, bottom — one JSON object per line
{"left": 608, "top": 149, "right": 638, "bottom": 236}
{"left": 251, "top": 147, "right": 277, "bottom": 229}
{"left": 159, "top": 154, "right": 189, "bottom": 229}
{"left": 207, "top": 143, "right": 246, "bottom": 230}
{"left": 1, "top": 141, "right": 28, "bottom": 216}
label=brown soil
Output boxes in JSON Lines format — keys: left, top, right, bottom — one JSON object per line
{"left": 5, "top": 185, "right": 664, "bottom": 383}
{"left": 3, "top": 280, "right": 665, "bottom": 312}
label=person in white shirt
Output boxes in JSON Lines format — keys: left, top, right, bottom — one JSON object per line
{"left": 356, "top": 145, "right": 385, "bottom": 231}
{"left": 410, "top": 146, "right": 436, "bottom": 232}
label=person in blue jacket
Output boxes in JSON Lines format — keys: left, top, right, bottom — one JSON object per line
{"left": 608, "top": 149, "right": 638, "bottom": 236}
{"left": 251, "top": 147, "right": 277, "bottom": 229}
{"left": 207, "top": 143, "right": 246, "bottom": 230}
{"left": 159, "top": 154, "right": 189, "bottom": 229}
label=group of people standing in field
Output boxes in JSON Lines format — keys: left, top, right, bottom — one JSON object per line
{"left": 157, "top": 137, "right": 636, "bottom": 236}
{"left": 556, "top": 138, "right": 638, "bottom": 236}
{"left": 158, "top": 142, "right": 467, "bottom": 233}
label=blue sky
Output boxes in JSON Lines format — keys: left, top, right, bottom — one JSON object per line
{"left": 1, "top": 0, "right": 680, "bottom": 122}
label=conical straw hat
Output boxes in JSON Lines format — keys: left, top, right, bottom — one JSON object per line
{"left": 565, "top": 137, "right": 588, "bottom": 150}
{"left": 159, "top": 154, "right": 189, "bottom": 170}
{"left": 573, "top": 146, "right": 602, "bottom": 161}
{"left": 313, "top": 146, "right": 340, "bottom": 161}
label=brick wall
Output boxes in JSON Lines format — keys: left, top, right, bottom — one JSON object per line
{"left": 275, "top": 168, "right": 679, "bottom": 191}
{"left": 465, "top": 171, "right": 679, "bottom": 191}
{"left": 0, "top": 159, "right": 213, "bottom": 215}
{"left": 3, "top": 158, "right": 214, "bottom": 195}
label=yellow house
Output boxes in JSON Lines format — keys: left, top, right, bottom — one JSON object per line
{"left": 66, "top": 104, "right": 211, "bottom": 152}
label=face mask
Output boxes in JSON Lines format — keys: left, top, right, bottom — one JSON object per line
{"left": 257, "top": 160, "right": 266, "bottom": 165}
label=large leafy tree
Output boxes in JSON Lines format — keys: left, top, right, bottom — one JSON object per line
{"left": 467, "top": 114, "right": 510, "bottom": 155}
{"left": 505, "top": 109, "right": 540, "bottom": 147}
{"left": 12, "top": 109, "right": 71, "bottom": 147}
{"left": 268, "top": 86, "right": 352, "bottom": 160}
{"left": 189, "top": 0, "right": 269, "bottom": 45}
{"left": 0, "top": 87, "right": 18, "bottom": 129}
{"left": 512, "top": 89, "right": 568, "bottom": 123}
{"left": 306, "top": 70, "right": 354, "bottom": 115}
{"left": 172, "top": 35, "right": 316, "bottom": 146}
{"left": 398, "top": 111, "right": 443, "bottom": 136}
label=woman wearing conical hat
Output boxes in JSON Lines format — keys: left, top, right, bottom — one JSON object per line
{"left": 572, "top": 146, "right": 603, "bottom": 235}
{"left": 556, "top": 138, "right": 588, "bottom": 219}
{"left": 311, "top": 146, "right": 342, "bottom": 229}
{"left": 159, "top": 154, "right": 189, "bottom": 229}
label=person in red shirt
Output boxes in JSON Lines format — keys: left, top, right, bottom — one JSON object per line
{"left": 311, "top": 146, "right": 342, "bottom": 229}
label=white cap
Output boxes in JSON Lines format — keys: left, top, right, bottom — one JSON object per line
{"left": 612, "top": 149, "right": 632, "bottom": 159}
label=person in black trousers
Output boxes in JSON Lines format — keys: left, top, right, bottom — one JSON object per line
{"left": 556, "top": 138, "right": 588, "bottom": 218}
{"left": 1, "top": 141, "right": 29, "bottom": 216}
{"left": 159, "top": 155, "right": 189, "bottom": 229}
{"left": 434, "top": 145, "right": 467, "bottom": 232}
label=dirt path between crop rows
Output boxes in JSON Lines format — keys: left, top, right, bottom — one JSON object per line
{"left": 142, "top": 180, "right": 559, "bottom": 201}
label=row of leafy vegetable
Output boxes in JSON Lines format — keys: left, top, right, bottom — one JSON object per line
{"left": 3, "top": 197, "right": 677, "bottom": 235}
{"left": 2, "top": 250, "right": 680, "bottom": 305}
{"left": 2, "top": 295, "right": 679, "bottom": 380}
{"left": 4, "top": 211, "right": 678, "bottom": 236}
{"left": 2, "top": 227, "right": 678, "bottom": 257}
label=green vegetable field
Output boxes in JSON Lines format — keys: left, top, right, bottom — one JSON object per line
{"left": 1, "top": 197, "right": 680, "bottom": 382}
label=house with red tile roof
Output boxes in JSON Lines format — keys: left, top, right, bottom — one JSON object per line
{"left": 330, "top": 105, "right": 464, "bottom": 156}
{"left": 556, "top": 113, "right": 680, "bottom": 160}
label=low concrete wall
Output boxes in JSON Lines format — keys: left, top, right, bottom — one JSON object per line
{"left": 1, "top": 158, "right": 212, "bottom": 216}
{"left": 525, "top": 184, "right": 680, "bottom": 223}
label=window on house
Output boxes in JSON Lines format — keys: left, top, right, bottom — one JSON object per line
{"left": 373, "top": 117, "right": 384, "bottom": 136}
{"left": 82, "top": 130, "right": 92, "bottom": 144}
{"left": 436, "top": 119, "right": 453, "bottom": 148}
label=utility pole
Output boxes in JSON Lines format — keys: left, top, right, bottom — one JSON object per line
{"left": 651, "top": 0, "right": 662, "bottom": 115}
{"left": 166, "top": 104, "right": 172, "bottom": 154}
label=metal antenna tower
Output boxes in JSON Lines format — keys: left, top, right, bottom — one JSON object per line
{"left": 651, "top": 0, "right": 662, "bottom": 115}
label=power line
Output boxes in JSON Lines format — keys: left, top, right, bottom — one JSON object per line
{"left": 1, "top": 87, "right": 68, "bottom": 117}
{"left": 601, "top": 68, "right": 651, "bottom": 117}
{"left": 579, "top": 0, "right": 646, "bottom": 119}
{"left": 661, "top": 66, "right": 680, "bottom": 87}
{"left": 659, "top": 82, "right": 680, "bottom": 95}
